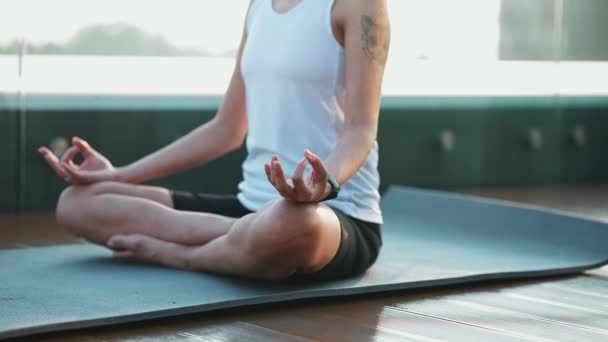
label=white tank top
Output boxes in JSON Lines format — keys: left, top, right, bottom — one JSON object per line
{"left": 238, "top": 0, "right": 383, "bottom": 224}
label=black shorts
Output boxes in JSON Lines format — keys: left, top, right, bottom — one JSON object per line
{"left": 171, "top": 191, "right": 382, "bottom": 281}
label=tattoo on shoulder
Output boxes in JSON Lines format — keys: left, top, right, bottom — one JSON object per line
{"left": 360, "top": 15, "right": 390, "bottom": 65}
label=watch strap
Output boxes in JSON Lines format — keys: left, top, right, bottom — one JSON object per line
{"left": 322, "top": 175, "right": 340, "bottom": 201}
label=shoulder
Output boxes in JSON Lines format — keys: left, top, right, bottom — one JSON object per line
{"left": 245, "top": 0, "right": 262, "bottom": 32}
{"left": 247, "top": 0, "right": 264, "bottom": 18}
{"left": 334, "top": 0, "right": 390, "bottom": 65}
{"left": 333, "top": 0, "right": 389, "bottom": 20}
{"left": 332, "top": 0, "right": 390, "bottom": 39}
{"left": 247, "top": 0, "right": 260, "bottom": 14}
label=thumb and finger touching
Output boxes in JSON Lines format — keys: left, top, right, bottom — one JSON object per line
{"left": 305, "top": 149, "right": 328, "bottom": 180}
{"left": 39, "top": 137, "right": 114, "bottom": 185}
{"left": 72, "top": 136, "right": 96, "bottom": 158}
{"left": 60, "top": 146, "right": 80, "bottom": 168}
{"left": 264, "top": 150, "right": 330, "bottom": 202}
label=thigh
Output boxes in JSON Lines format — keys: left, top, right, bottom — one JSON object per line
{"left": 86, "top": 181, "right": 174, "bottom": 208}
{"left": 58, "top": 184, "right": 241, "bottom": 246}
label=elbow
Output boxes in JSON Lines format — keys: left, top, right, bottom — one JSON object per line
{"left": 364, "top": 128, "right": 378, "bottom": 147}
{"left": 225, "top": 124, "right": 248, "bottom": 152}
{"left": 228, "top": 133, "right": 247, "bottom": 151}
{"left": 210, "top": 116, "right": 248, "bottom": 152}
{"left": 349, "top": 123, "right": 377, "bottom": 150}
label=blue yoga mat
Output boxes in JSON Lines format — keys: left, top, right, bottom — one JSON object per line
{"left": 1, "top": 186, "right": 607, "bottom": 340}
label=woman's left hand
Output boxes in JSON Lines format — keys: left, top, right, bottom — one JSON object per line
{"left": 264, "top": 149, "right": 332, "bottom": 203}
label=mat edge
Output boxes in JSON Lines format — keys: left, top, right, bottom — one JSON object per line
{"left": 383, "top": 185, "right": 608, "bottom": 225}
{"left": 3, "top": 261, "right": 606, "bottom": 341}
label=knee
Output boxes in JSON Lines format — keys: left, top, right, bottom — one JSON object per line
{"left": 253, "top": 199, "right": 325, "bottom": 258}
{"left": 56, "top": 186, "right": 81, "bottom": 230}
{"left": 55, "top": 184, "right": 102, "bottom": 234}
{"left": 279, "top": 200, "right": 325, "bottom": 238}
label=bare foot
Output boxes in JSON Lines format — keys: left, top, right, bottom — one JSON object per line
{"left": 108, "top": 234, "right": 194, "bottom": 269}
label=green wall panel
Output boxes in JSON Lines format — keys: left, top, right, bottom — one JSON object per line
{"left": 24, "top": 111, "right": 102, "bottom": 212}
{"left": 560, "top": 107, "right": 608, "bottom": 182}
{"left": 0, "top": 110, "right": 18, "bottom": 213}
{"left": 149, "top": 110, "right": 246, "bottom": 194}
{"left": 481, "top": 108, "right": 562, "bottom": 186}
{"left": 8, "top": 96, "right": 608, "bottom": 214}
{"left": 378, "top": 108, "right": 486, "bottom": 191}
{"left": 22, "top": 110, "right": 246, "bottom": 212}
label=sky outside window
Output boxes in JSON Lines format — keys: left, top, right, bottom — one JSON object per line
{"left": 1, "top": 0, "right": 606, "bottom": 96}
{"left": 0, "top": 0, "right": 500, "bottom": 59}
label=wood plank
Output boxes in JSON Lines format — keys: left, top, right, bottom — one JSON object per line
{"left": 19, "top": 318, "right": 313, "bottom": 342}
{"left": 248, "top": 309, "right": 424, "bottom": 342}
{"left": 435, "top": 289, "right": 608, "bottom": 336}
{"left": 318, "top": 301, "right": 529, "bottom": 342}
{"left": 392, "top": 296, "right": 608, "bottom": 341}
{"left": 0, "top": 213, "right": 81, "bottom": 249}
{"left": 506, "top": 282, "right": 608, "bottom": 311}
{"left": 587, "top": 266, "right": 608, "bottom": 278}
{"left": 176, "top": 323, "right": 314, "bottom": 342}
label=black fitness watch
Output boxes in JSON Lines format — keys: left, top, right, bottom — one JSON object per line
{"left": 323, "top": 175, "right": 341, "bottom": 201}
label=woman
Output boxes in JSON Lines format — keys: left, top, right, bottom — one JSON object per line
{"left": 39, "top": 0, "right": 390, "bottom": 281}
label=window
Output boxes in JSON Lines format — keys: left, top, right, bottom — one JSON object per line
{"left": 384, "top": 0, "right": 608, "bottom": 96}
{"left": 0, "top": 0, "right": 248, "bottom": 96}
{"left": 0, "top": 0, "right": 607, "bottom": 99}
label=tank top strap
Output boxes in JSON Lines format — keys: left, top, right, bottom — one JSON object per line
{"left": 245, "top": 0, "right": 265, "bottom": 34}
{"left": 324, "top": 0, "right": 338, "bottom": 38}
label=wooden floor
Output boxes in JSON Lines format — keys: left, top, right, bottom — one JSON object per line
{"left": 2, "top": 185, "right": 608, "bottom": 341}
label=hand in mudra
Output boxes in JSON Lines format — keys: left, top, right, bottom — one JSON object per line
{"left": 264, "top": 149, "right": 332, "bottom": 203}
{"left": 38, "top": 136, "right": 120, "bottom": 185}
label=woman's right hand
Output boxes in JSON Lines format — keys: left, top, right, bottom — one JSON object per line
{"left": 38, "top": 136, "right": 124, "bottom": 185}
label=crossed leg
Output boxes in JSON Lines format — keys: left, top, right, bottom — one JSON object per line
{"left": 56, "top": 182, "right": 341, "bottom": 280}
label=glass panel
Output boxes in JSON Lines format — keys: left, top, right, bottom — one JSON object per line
{"left": 14, "top": 0, "right": 249, "bottom": 96}
{"left": 385, "top": 0, "right": 560, "bottom": 96}
{"left": 558, "top": 0, "right": 608, "bottom": 183}
{"left": 557, "top": 0, "right": 608, "bottom": 96}
{"left": 9, "top": 0, "right": 600, "bottom": 98}
{"left": 499, "top": 0, "right": 560, "bottom": 61}
{"left": 11, "top": 1, "right": 254, "bottom": 211}
{"left": 3, "top": 0, "right": 606, "bottom": 212}
{"left": 561, "top": 0, "right": 608, "bottom": 61}
{"left": 0, "top": 3, "right": 21, "bottom": 212}
{"left": 0, "top": 2, "right": 20, "bottom": 107}
{"left": 3, "top": 0, "right": 578, "bottom": 98}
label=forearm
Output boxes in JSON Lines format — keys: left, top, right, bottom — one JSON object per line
{"left": 119, "top": 118, "right": 244, "bottom": 184}
{"left": 324, "top": 124, "right": 377, "bottom": 186}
